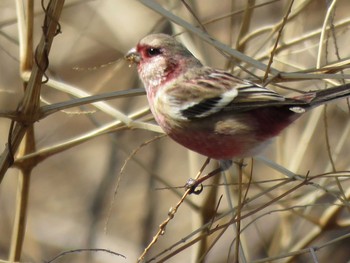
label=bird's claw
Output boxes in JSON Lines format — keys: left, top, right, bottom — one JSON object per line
{"left": 185, "top": 178, "right": 203, "bottom": 195}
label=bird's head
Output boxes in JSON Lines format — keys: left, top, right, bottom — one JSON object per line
{"left": 125, "top": 34, "right": 202, "bottom": 93}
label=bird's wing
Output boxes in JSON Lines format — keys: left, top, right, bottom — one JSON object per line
{"left": 161, "top": 68, "right": 304, "bottom": 120}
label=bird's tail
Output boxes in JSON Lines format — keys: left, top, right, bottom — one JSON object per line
{"left": 309, "top": 83, "right": 350, "bottom": 107}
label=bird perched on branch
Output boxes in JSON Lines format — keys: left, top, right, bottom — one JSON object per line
{"left": 125, "top": 33, "right": 350, "bottom": 188}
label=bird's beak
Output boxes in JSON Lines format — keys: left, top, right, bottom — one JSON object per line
{"left": 125, "top": 47, "right": 141, "bottom": 64}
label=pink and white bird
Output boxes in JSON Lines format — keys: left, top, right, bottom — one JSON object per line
{"left": 126, "top": 33, "right": 350, "bottom": 169}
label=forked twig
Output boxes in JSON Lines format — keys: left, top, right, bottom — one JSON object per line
{"left": 137, "top": 158, "right": 211, "bottom": 262}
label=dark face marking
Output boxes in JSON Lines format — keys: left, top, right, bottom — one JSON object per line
{"left": 146, "top": 47, "right": 162, "bottom": 57}
{"left": 137, "top": 44, "right": 163, "bottom": 60}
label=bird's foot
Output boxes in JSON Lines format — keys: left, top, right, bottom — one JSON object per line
{"left": 185, "top": 178, "right": 203, "bottom": 195}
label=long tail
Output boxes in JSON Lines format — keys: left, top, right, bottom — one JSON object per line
{"left": 310, "top": 83, "right": 350, "bottom": 107}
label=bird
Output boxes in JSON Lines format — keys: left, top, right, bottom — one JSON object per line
{"left": 125, "top": 33, "right": 350, "bottom": 191}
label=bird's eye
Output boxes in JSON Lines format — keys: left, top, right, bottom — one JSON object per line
{"left": 147, "top": 48, "right": 162, "bottom": 57}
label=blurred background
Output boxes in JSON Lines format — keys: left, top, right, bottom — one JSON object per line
{"left": 1, "top": 0, "right": 350, "bottom": 262}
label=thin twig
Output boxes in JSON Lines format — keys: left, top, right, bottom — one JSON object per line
{"left": 137, "top": 158, "right": 211, "bottom": 262}
{"left": 45, "top": 248, "right": 125, "bottom": 263}
{"left": 105, "top": 134, "right": 166, "bottom": 233}
{"left": 263, "top": 0, "right": 294, "bottom": 82}
{"left": 233, "top": 160, "right": 244, "bottom": 263}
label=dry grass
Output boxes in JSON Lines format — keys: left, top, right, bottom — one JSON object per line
{"left": 1, "top": 0, "right": 350, "bottom": 262}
